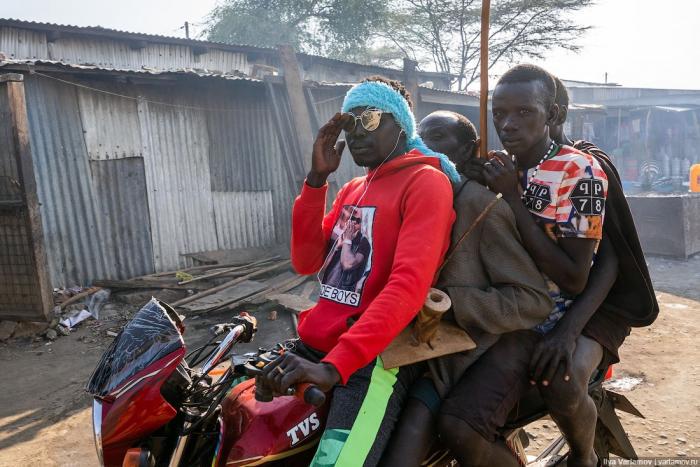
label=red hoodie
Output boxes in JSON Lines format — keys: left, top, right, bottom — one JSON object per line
{"left": 292, "top": 149, "right": 455, "bottom": 383}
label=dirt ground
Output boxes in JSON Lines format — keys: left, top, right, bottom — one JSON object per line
{"left": 0, "top": 256, "right": 698, "bottom": 466}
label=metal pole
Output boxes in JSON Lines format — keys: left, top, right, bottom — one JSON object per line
{"left": 184, "top": 21, "right": 190, "bottom": 39}
{"left": 479, "top": 0, "right": 491, "bottom": 158}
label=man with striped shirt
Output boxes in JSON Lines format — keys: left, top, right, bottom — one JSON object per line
{"left": 437, "top": 65, "right": 609, "bottom": 467}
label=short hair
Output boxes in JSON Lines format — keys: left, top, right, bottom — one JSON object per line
{"left": 363, "top": 75, "right": 414, "bottom": 110}
{"left": 553, "top": 76, "right": 569, "bottom": 108}
{"left": 497, "top": 64, "right": 556, "bottom": 108}
{"left": 451, "top": 112, "right": 478, "bottom": 145}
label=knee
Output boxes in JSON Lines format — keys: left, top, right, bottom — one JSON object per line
{"left": 437, "top": 413, "right": 485, "bottom": 451}
{"left": 540, "top": 377, "right": 588, "bottom": 416}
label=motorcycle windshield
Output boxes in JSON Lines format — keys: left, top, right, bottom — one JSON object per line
{"left": 86, "top": 298, "right": 185, "bottom": 397}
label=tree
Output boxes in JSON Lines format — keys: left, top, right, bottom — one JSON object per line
{"left": 204, "top": 0, "right": 390, "bottom": 62}
{"left": 381, "top": 0, "right": 594, "bottom": 90}
{"left": 205, "top": 0, "right": 593, "bottom": 90}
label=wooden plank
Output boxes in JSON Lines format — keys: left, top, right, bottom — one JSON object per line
{"left": 266, "top": 293, "right": 316, "bottom": 313}
{"left": 213, "top": 274, "right": 308, "bottom": 313}
{"left": 5, "top": 79, "right": 51, "bottom": 321}
{"left": 249, "top": 274, "right": 308, "bottom": 305}
{"left": 0, "top": 73, "right": 23, "bottom": 83}
{"left": 278, "top": 44, "right": 314, "bottom": 174}
{"left": 59, "top": 287, "right": 102, "bottom": 310}
{"left": 381, "top": 321, "right": 477, "bottom": 369}
{"left": 171, "top": 260, "right": 291, "bottom": 307}
{"left": 148, "top": 254, "right": 280, "bottom": 278}
{"left": 92, "top": 279, "right": 189, "bottom": 290}
{"left": 177, "top": 261, "right": 274, "bottom": 285}
{"left": 403, "top": 58, "right": 419, "bottom": 107}
{"left": 179, "top": 280, "right": 266, "bottom": 313}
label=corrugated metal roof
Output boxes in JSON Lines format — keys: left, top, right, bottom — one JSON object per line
{"left": 0, "top": 18, "right": 452, "bottom": 84}
{"left": 0, "top": 18, "right": 275, "bottom": 53}
{"left": 0, "top": 58, "right": 261, "bottom": 82}
{"left": 0, "top": 23, "right": 48, "bottom": 60}
{"left": 46, "top": 36, "right": 250, "bottom": 75}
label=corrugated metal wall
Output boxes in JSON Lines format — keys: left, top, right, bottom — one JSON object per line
{"left": 24, "top": 75, "right": 119, "bottom": 286}
{"left": 203, "top": 81, "right": 294, "bottom": 246}
{"left": 17, "top": 66, "right": 481, "bottom": 287}
{"left": 21, "top": 72, "right": 297, "bottom": 286}
{"left": 137, "top": 91, "right": 219, "bottom": 272}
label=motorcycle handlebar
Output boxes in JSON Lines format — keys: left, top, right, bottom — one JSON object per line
{"left": 254, "top": 377, "right": 326, "bottom": 407}
{"left": 297, "top": 383, "right": 326, "bottom": 407}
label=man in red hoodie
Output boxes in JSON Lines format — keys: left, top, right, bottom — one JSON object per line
{"left": 263, "top": 76, "right": 456, "bottom": 466}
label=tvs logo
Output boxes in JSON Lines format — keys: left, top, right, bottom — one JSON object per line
{"left": 570, "top": 179, "right": 605, "bottom": 215}
{"left": 524, "top": 182, "right": 551, "bottom": 213}
{"left": 286, "top": 412, "right": 321, "bottom": 446}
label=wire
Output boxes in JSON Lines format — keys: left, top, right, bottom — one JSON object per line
{"left": 30, "top": 70, "right": 266, "bottom": 113}
{"left": 315, "top": 129, "right": 405, "bottom": 285}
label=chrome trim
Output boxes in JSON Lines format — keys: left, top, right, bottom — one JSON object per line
{"left": 200, "top": 325, "right": 245, "bottom": 375}
{"left": 92, "top": 399, "right": 104, "bottom": 466}
{"left": 168, "top": 422, "right": 191, "bottom": 467}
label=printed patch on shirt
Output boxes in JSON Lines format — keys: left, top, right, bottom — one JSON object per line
{"left": 318, "top": 205, "right": 375, "bottom": 307}
{"left": 570, "top": 178, "right": 605, "bottom": 216}
{"left": 524, "top": 182, "right": 551, "bottom": 213}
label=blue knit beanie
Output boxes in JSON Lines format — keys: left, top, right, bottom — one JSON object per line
{"left": 341, "top": 81, "right": 460, "bottom": 183}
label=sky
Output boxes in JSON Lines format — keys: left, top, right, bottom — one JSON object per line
{"left": 3, "top": 0, "right": 699, "bottom": 90}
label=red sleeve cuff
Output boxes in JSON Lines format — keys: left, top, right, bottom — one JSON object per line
{"left": 300, "top": 179, "right": 328, "bottom": 206}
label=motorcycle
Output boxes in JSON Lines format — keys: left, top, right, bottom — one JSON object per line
{"left": 86, "top": 298, "right": 642, "bottom": 466}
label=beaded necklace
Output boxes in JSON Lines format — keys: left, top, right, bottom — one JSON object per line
{"left": 520, "top": 140, "right": 559, "bottom": 201}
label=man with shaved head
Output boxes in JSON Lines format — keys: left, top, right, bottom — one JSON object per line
{"left": 380, "top": 111, "right": 553, "bottom": 465}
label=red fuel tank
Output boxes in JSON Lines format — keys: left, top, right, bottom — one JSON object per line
{"left": 218, "top": 379, "right": 329, "bottom": 466}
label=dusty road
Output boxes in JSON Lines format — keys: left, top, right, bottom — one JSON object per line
{"left": 0, "top": 256, "right": 698, "bottom": 466}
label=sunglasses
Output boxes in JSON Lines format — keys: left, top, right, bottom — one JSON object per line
{"left": 350, "top": 216, "right": 361, "bottom": 223}
{"left": 343, "top": 108, "right": 385, "bottom": 133}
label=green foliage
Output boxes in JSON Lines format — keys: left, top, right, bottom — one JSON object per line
{"left": 205, "top": 0, "right": 594, "bottom": 88}
{"left": 205, "top": 0, "right": 390, "bottom": 61}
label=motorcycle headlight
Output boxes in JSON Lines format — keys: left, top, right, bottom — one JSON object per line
{"left": 92, "top": 399, "right": 104, "bottom": 466}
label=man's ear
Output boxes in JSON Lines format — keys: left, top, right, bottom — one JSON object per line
{"left": 472, "top": 138, "right": 482, "bottom": 158}
{"left": 558, "top": 105, "right": 569, "bottom": 125}
{"left": 546, "top": 103, "right": 560, "bottom": 127}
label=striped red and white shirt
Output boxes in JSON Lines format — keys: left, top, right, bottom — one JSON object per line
{"left": 521, "top": 144, "right": 608, "bottom": 333}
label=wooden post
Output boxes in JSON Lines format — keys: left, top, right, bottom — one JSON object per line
{"left": 479, "top": 0, "right": 491, "bottom": 158}
{"left": 4, "top": 74, "right": 52, "bottom": 321}
{"left": 403, "top": 58, "right": 419, "bottom": 110}
{"left": 278, "top": 44, "right": 315, "bottom": 174}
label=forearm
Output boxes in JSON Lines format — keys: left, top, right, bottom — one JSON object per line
{"left": 290, "top": 182, "right": 332, "bottom": 274}
{"left": 503, "top": 193, "right": 588, "bottom": 294}
{"left": 306, "top": 170, "right": 329, "bottom": 188}
{"left": 552, "top": 236, "right": 618, "bottom": 337}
